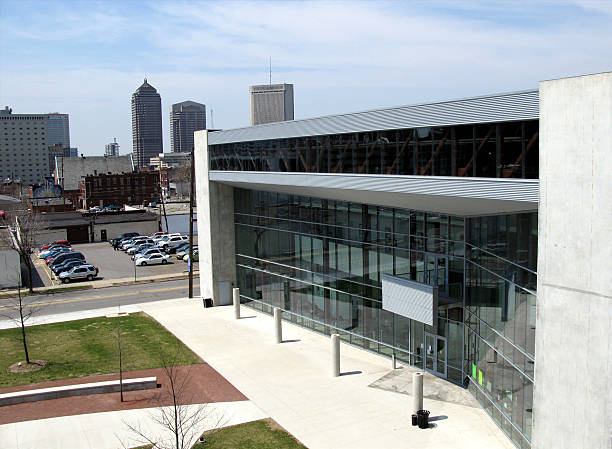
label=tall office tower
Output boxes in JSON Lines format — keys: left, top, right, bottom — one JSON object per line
{"left": 249, "top": 83, "right": 294, "bottom": 125}
{"left": 131, "top": 78, "right": 163, "bottom": 168}
{"left": 170, "top": 101, "right": 206, "bottom": 153}
{"left": 45, "top": 113, "right": 70, "bottom": 148}
{"left": 0, "top": 106, "right": 49, "bottom": 185}
{"left": 105, "top": 138, "right": 120, "bottom": 156}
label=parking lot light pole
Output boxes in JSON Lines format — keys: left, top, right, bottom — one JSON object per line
{"left": 133, "top": 258, "right": 136, "bottom": 282}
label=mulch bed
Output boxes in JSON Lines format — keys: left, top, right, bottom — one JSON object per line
{"left": 0, "top": 363, "right": 247, "bottom": 424}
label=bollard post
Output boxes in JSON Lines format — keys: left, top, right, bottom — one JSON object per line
{"left": 274, "top": 307, "right": 282, "bottom": 344}
{"left": 412, "top": 372, "right": 424, "bottom": 414}
{"left": 331, "top": 334, "right": 340, "bottom": 377}
{"left": 392, "top": 352, "right": 396, "bottom": 370}
{"left": 232, "top": 288, "right": 240, "bottom": 320}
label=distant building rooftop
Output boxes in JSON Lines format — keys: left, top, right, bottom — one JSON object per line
{"left": 55, "top": 155, "right": 134, "bottom": 190}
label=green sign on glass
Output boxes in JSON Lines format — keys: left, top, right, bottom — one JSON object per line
{"left": 472, "top": 363, "right": 477, "bottom": 378}
{"left": 478, "top": 370, "right": 483, "bottom": 386}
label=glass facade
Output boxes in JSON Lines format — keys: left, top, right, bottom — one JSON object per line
{"left": 233, "top": 188, "right": 537, "bottom": 449}
{"left": 210, "top": 120, "right": 539, "bottom": 179}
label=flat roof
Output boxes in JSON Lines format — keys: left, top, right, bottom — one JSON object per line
{"left": 208, "top": 89, "right": 538, "bottom": 145}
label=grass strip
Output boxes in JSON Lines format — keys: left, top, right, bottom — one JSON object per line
{"left": 0, "top": 312, "right": 201, "bottom": 388}
{"left": 195, "top": 419, "right": 307, "bottom": 449}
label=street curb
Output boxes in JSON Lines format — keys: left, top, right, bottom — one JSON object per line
{"left": 0, "top": 271, "right": 200, "bottom": 299}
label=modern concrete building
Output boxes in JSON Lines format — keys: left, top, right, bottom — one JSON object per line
{"left": 0, "top": 107, "right": 49, "bottom": 185}
{"left": 105, "top": 138, "right": 120, "bottom": 157}
{"left": 131, "top": 79, "right": 163, "bottom": 168}
{"left": 170, "top": 101, "right": 206, "bottom": 153}
{"left": 45, "top": 113, "right": 70, "bottom": 148}
{"left": 249, "top": 83, "right": 294, "bottom": 125}
{"left": 196, "top": 72, "right": 612, "bottom": 449}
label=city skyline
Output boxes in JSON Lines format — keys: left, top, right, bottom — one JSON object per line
{"left": 1, "top": 1, "right": 611, "bottom": 157}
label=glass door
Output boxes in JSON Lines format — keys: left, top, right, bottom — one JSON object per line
{"left": 424, "top": 333, "right": 447, "bottom": 379}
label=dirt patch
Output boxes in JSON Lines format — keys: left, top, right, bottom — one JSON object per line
{"left": 7, "top": 360, "right": 47, "bottom": 374}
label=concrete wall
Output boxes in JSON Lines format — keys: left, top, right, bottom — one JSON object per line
{"left": 195, "top": 130, "right": 236, "bottom": 305}
{"left": 534, "top": 72, "right": 612, "bottom": 449}
{"left": 0, "top": 248, "right": 20, "bottom": 288}
{"left": 91, "top": 220, "right": 158, "bottom": 242}
{"left": 34, "top": 229, "right": 67, "bottom": 247}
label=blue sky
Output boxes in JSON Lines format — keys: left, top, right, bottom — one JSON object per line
{"left": 1, "top": 0, "right": 611, "bottom": 156}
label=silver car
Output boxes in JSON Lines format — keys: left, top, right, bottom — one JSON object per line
{"left": 59, "top": 264, "right": 99, "bottom": 283}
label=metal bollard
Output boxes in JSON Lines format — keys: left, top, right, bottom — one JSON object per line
{"left": 392, "top": 353, "right": 397, "bottom": 369}
{"left": 232, "top": 288, "right": 240, "bottom": 320}
{"left": 331, "top": 334, "right": 340, "bottom": 377}
{"left": 412, "top": 372, "right": 424, "bottom": 414}
{"left": 274, "top": 307, "right": 282, "bottom": 344}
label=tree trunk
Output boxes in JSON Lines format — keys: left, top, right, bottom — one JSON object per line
{"left": 26, "top": 258, "right": 33, "bottom": 294}
{"left": 18, "top": 291, "right": 30, "bottom": 363}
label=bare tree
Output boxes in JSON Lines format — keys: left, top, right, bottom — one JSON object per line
{"left": 122, "top": 347, "right": 224, "bottom": 449}
{"left": 1, "top": 200, "right": 48, "bottom": 294}
{"left": 0, "top": 285, "right": 43, "bottom": 365}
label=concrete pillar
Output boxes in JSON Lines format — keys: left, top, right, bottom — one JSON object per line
{"left": 412, "top": 372, "right": 423, "bottom": 413}
{"left": 331, "top": 334, "right": 340, "bottom": 377}
{"left": 233, "top": 288, "right": 240, "bottom": 320}
{"left": 274, "top": 307, "right": 282, "bottom": 343}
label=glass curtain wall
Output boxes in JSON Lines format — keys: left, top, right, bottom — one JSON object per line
{"left": 465, "top": 213, "right": 537, "bottom": 449}
{"left": 211, "top": 120, "right": 539, "bottom": 179}
{"left": 234, "top": 188, "right": 466, "bottom": 383}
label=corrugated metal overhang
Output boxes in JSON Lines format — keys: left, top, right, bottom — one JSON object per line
{"left": 209, "top": 171, "right": 538, "bottom": 216}
{"left": 209, "top": 90, "right": 538, "bottom": 145}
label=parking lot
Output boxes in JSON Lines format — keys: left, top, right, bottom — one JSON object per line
{"left": 34, "top": 239, "right": 199, "bottom": 286}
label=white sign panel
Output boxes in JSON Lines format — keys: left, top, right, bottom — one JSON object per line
{"left": 381, "top": 274, "right": 437, "bottom": 326}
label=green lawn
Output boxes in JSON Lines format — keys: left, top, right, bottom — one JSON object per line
{"left": 0, "top": 312, "right": 201, "bottom": 388}
{"left": 194, "top": 419, "right": 307, "bottom": 449}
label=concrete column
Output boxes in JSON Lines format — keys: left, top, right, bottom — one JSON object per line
{"left": 233, "top": 288, "right": 240, "bottom": 320}
{"left": 274, "top": 307, "right": 282, "bottom": 344}
{"left": 331, "top": 334, "right": 340, "bottom": 377}
{"left": 412, "top": 372, "right": 423, "bottom": 413}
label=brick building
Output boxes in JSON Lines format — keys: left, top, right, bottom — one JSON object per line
{"left": 79, "top": 172, "right": 159, "bottom": 210}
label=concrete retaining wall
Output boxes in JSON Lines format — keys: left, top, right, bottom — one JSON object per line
{"left": 0, "top": 376, "right": 157, "bottom": 406}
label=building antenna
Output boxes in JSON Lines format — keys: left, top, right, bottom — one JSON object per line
{"left": 210, "top": 108, "right": 215, "bottom": 129}
{"left": 269, "top": 56, "right": 272, "bottom": 85}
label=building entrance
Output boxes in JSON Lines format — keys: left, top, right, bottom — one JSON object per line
{"left": 424, "top": 333, "right": 447, "bottom": 379}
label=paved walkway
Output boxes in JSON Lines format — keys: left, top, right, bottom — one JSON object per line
{"left": 137, "top": 298, "right": 514, "bottom": 449}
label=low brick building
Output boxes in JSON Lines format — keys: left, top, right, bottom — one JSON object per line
{"left": 79, "top": 172, "right": 160, "bottom": 210}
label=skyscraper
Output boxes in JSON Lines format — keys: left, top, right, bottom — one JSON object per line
{"left": 45, "top": 113, "right": 70, "bottom": 148}
{"left": 131, "top": 79, "right": 162, "bottom": 168}
{"left": 249, "top": 83, "right": 294, "bottom": 125}
{"left": 170, "top": 101, "right": 206, "bottom": 153}
{"left": 105, "top": 138, "right": 120, "bottom": 157}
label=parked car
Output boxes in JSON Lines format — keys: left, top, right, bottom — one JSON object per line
{"left": 183, "top": 249, "right": 199, "bottom": 262}
{"left": 59, "top": 264, "right": 99, "bottom": 283}
{"left": 158, "top": 235, "right": 188, "bottom": 249}
{"left": 121, "top": 236, "right": 148, "bottom": 250}
{"left": 176, "top": 246, "right": 198, "bottom": 260}
{"left": 52, "top": 258, "right": 86, "bottom": 274}
{"left": 39, "top": 246, "right": 71, "bottom": 259}
{"left": 104, "top": 205, "right": 122, "bottom": 212}
{"left": 89, "top": 206, "right": 102, "bottom": 213}
{"left": 131, "top": 247, "right": 164, "bottom": 260}
{"left": 48, "top": 251, "right": 85, "bottom": 266}
{"left": 135, "top": 253, "right": 170, "bottom": 266}
{"left": 41, "top": 247, "right": 72, "bottom": 260}
{"left": 110, "top": 232, "right": 140, "bottom": 247}
{"left": 40, "top": 240, "right": 70, "bottom": 251}
{"left": 153, "top": 233, "right": 181, "bottom": 244}
{"left": 124, "top": 238, "right": 155, "bottom": 252}
{"left": 148, "top": 231, "right": 167, "bottom": 239}
{"left": 166, "top": 242, "right": 189, "bottom": 254}
{"left": 126, "top": 242, "right": 156, "bottom": 255}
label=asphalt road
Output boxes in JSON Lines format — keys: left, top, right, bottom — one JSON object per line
{"left": 0, "top": 279, "right": 200, "bottom": 324}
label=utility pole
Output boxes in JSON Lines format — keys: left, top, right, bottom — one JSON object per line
{"left": 188, "top": 145, "right": 195, "bottom": 299}
{"left": 159, "top": 184, "right": 169, "bottom": 232}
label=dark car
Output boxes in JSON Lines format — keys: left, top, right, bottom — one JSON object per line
{"left": 110, "top": 232, "right": 140, "bottom": 247}
{"left": 165, "top": 242, "right": 189, "bottom": 254}
{"left": 49, "top": 252, "right": 85, "bottom": 267}
{"left": 52, "top": 258, "right": 85, "bottom": 274}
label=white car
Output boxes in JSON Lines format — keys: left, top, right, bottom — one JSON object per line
{"left": 132, "top": 247, "right": 164, "bottom": 260}
{"left": 135, "top": 253, "right": 170, "bottom": 266}
{"left": 153, "top": 233, "right": 181, "bottom": 243}
{"left": 157, "top": 235, "right": 188, "bottom": 249}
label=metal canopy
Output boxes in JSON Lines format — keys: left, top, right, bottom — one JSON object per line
{"left": 209, "top": 171, "right": 538, "bottom": 216}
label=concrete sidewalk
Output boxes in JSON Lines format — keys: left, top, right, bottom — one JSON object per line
{"left": 138, "top": 298, "right": 514, "bottom": 449}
